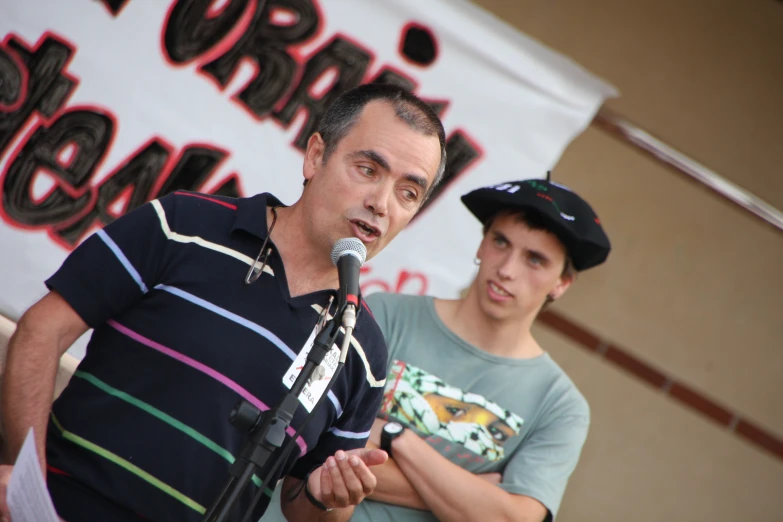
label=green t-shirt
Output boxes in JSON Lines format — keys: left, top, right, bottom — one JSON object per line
{"left": 264, "top": 293, "right": 589, "bottom": 521}
{"left": 352, "top": 293, "right": 589, "bottom": 521}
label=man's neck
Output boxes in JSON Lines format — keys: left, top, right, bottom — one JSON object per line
{"left": 433, "top": 288, "right": 544, "bottom": 360}
{"left": 267, "top": 204, "right": 338, "bottom": 298}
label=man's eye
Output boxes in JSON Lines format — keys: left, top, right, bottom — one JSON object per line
{"left": 493, "top": 237, "right": 507, "bottom": 247}
{"left": 403, "top": 190, "right": 418, "bottom": 201}
{"left": 359, "top": 166, "right": 374, "bottom": 176}
{"left": 529, "top": 256, "right": 543, "bottom": 266}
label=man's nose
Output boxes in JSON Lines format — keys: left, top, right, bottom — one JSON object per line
{"left": 365, "top": 181, "right": 393, "bottom": 217}
{"left": 496, "top": 252, "right": 517, "bottom": 281}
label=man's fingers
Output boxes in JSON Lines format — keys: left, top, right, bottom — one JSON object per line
{"left": 0, "top": 464, "right": 13, "bottom": 520}
{"left": 316, "top": 449, "right": 381, "bottom": 509}
{"left": 345, "top": 447, "right": 388, "bottom": 467}
{"left": 326, "top": 455, "right": 350, "bottom": 507}
{"left": 319, "top": 460, "right": 332, "bottom": 499}
{"left": 335, "top": 451, "right": 365, "bottom": 504}
{"left": 347, "top": 453, "right": 378, "bottom": 495}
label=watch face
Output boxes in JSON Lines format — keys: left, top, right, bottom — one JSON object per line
{"left": 384, "top": 422, "right": 404, "bottom": 435}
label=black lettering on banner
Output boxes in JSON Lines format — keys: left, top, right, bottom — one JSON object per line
{"left": 0, "top": 35, "right": 77, "bottom": 155}
{"left": 209, "top": 174, "right": 242, "bottom": 199}
{"left": 155, "top": 145, "right": 227, "bottom": 195}
{"left": 399, "top": 23, "right": 438, "bottom": 67}
{"left": 368, "top": 68, "right": 449, "bottom": 118}
{"left": 415, "top": 130, "right": 482, "bottom": 219}
{"left": 163, "top": 0, "right": 251, "bottom": 63}
{"left": 3, "top": 109, "right": 112, "bottom": 227}
{"left": 98, "top": 0, "right": 131, "bottom": 16}
{"left": 370, "top": 67, "right": 416, "bottom": 92}
{"left": 53, "top": 140, "right": 171, "bottom": 244}
{"left": 423, "top": 99, "right": 449, "bottom": 119}
{"left": 0, "top": 48, "right": 24, "bottom": 109}
{"left": 0, "top": 33, "right": 244, "bottom": 247}
{"left": 54, "top": 144, "right": 231, "bottom": 244}
{"left": 196, "top": 0, "right": 320, "bottom": 117}
{"left": 273, "top": 36, "right": 372, "bottom": 150}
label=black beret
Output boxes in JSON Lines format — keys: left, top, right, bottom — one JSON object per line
{"left": 461, "top": 179, "right": 611, "bottom": 271}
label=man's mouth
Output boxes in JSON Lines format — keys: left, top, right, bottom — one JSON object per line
{"left": 488, "top": 281, "right": 513, "bottom": 298}
{"left": 350, "top": 219, "right": 381, "bottom": 241}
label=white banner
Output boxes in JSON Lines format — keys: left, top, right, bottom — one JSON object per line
{"left": 0, "top": 0, "right": 616, "bottom": 358}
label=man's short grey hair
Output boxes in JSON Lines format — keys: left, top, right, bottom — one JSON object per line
{"left": 315, "top": 83, "right": 447, "bottom": 196}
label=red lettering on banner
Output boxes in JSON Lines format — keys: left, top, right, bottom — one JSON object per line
{"left": 360, "top": 265, "right": 430, "bottom": 296}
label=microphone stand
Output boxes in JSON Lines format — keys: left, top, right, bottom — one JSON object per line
{"left": 201, "top": 304, "right": 351, "bottom": 522}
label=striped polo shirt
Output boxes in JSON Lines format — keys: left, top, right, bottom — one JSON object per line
{"left": 44, "top": 191, "right": 387, "bottom": 522}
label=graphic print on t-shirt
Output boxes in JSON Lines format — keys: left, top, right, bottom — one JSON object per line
{"left": 381, "top": 360, "right": 523, "bottom": 461}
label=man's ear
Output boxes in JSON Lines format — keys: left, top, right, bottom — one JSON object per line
{"left": 549, "top": 271, "right": 576, "bottom": 301}
{"left": 303, "top": 132, "right": 325, "bottom": 183}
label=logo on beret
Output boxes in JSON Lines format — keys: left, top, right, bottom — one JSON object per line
{"left": 536, "top": 193, "right": 575, "bottom": 221}
{"left": 491, "top": 181, "right": 576, "bottom": 222}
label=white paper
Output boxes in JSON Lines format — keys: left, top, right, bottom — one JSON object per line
{"left": 7, "top": 428, "right": 60, "bottom": 522}
{"left": 283, "top": 324, "right": 341, "bottom": 413}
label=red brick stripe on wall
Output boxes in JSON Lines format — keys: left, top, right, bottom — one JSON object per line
{"left": 604, "top": 345, "right": 669, "bottom": 389}
{"left": 537, "top": 309, "right": 783, "bottom": 461}
{"left": 668, "top": 382, "right": 734, "bottom": 426}
{"left": 736, "top": 421, "right": 783, "bottom": 458}
{"left": 536, "top": 311, "right": 601, "bottom": 352}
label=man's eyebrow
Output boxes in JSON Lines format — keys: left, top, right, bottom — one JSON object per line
{"left": 493, "top": 232, "right": 553, "bottom": 263}
{"left": 525, "top": 248, "right": 552, "bottom": 264}
{"left": 492, "top": 230, "right": 508, "bottom": 242}
{"left": 352, "top": 150, "right": 428, "bottom": 191}
{"left": 404, "top": 173, "right": 428, "bottom": 191}
{"left": 351, "top": 149, "right": 390, "bottom": 171}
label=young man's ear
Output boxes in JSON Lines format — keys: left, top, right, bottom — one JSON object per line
{"left": 303, "top": 132, "right": 326, "bottom": 183}
{"left": 549, "top": 271, "right": 576, "bottom": 301}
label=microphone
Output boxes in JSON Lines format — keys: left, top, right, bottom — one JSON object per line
{"left": 331, "top": 237, "right": 366, "bottom": 329}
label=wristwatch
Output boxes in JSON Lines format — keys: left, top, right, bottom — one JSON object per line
{"left": 380, "top": 421, "right": 405, "bottom": 458}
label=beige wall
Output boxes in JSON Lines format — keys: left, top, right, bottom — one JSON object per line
{"left": 472, "top": 0, "right": 783, "bottom": 520}
{"left": 537, "top": 325, "right": 783, "bottom": 522}
{"left": 476, "top": 0, "right": 783, "bottom": 208}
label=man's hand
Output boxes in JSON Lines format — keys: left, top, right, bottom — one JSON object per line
{"left": 0, "top": 465, "right": 12, "bottom": 521}
{"left": 308, "top": 448, "right": 388, "bottom": 510}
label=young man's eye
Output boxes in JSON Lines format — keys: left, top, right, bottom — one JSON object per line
{"left": 359, "top": 166, "right": 374, "bottom": 176}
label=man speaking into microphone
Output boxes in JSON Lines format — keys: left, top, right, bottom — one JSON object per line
{"left": 0, "top": 83, "right": 446, "bottom": 521}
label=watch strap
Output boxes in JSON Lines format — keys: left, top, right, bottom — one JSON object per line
{"left": 380, "top": 422, "right": 404, "bottom": 458}
{"left": 303, "top": 471, "right": 333, "bottom": 512}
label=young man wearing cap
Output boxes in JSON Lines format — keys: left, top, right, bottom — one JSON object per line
{"left": 351, "top": 178, "right": 611, "bottom": 522}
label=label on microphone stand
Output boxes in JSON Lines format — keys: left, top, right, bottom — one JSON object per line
{"left": 283, "top": 324, "right": 341, "bottom": 412}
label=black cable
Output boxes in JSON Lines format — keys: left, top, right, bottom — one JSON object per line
{"left": 242, "top": 361, "right": 346, "bottom": 521}
{"left": 241, "top": 318, "right": 349, "bottom": 521}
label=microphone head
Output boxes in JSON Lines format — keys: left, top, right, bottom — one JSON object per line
{"left": 331, "top": 237, "right": 367, "bottom": 267}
